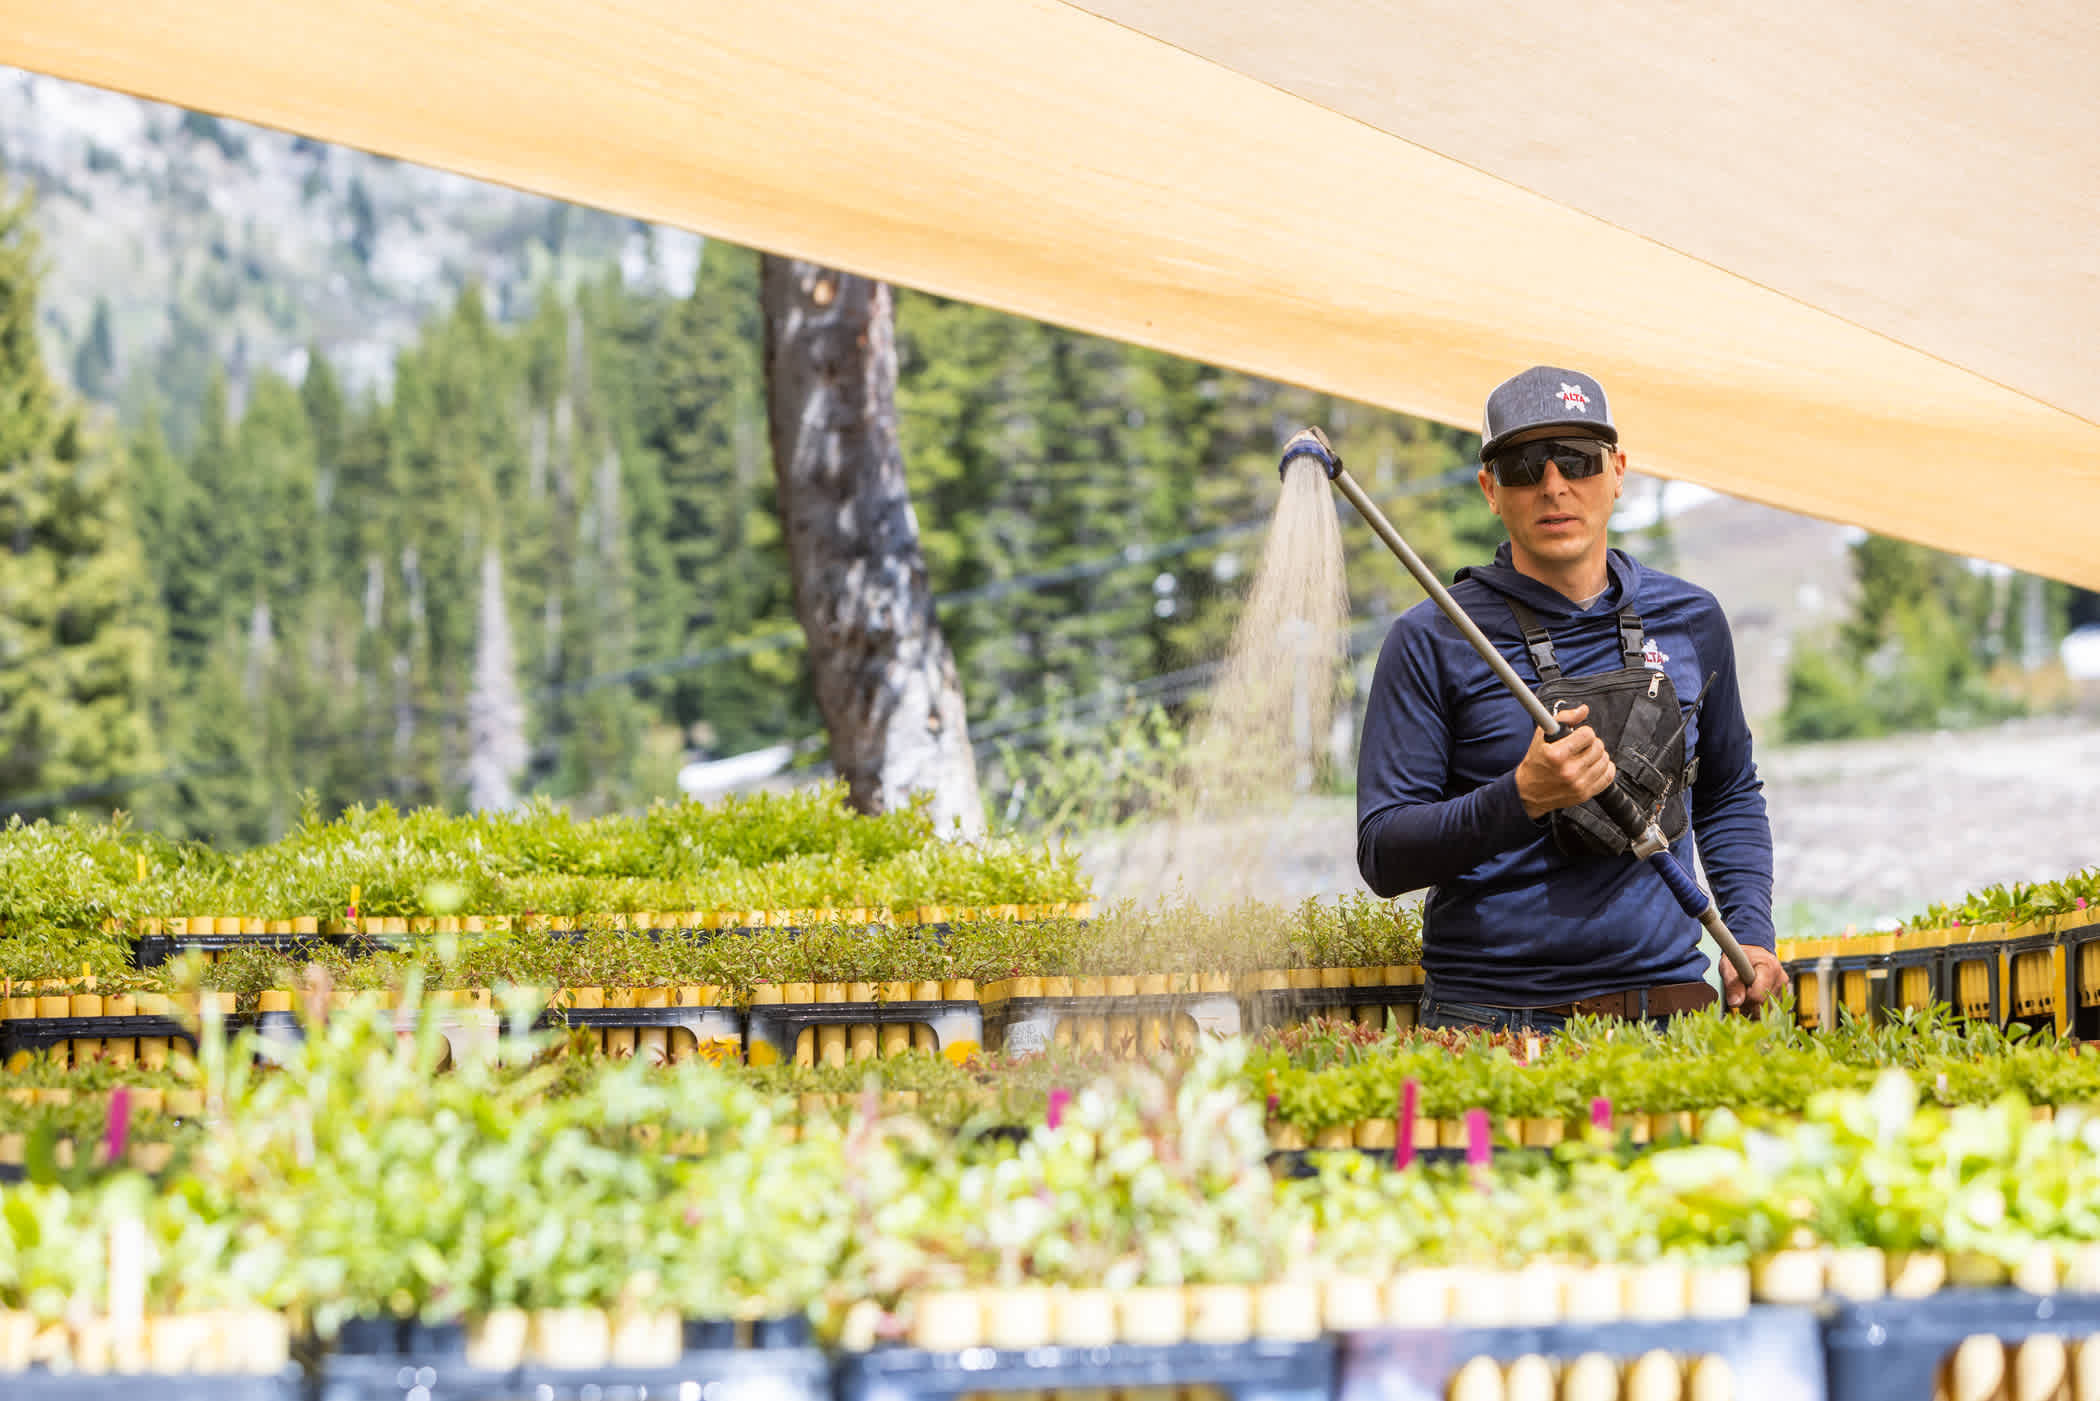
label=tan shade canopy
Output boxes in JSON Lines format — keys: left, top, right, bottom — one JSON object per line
{"left": 7, "top": 1, "right": 2096, "bottom": 583}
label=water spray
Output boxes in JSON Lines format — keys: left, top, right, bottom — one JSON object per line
{"left": 1279, "top": 428, "right": 1758, "bottom": 993}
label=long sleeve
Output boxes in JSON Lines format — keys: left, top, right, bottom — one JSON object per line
{"left": 1686, "top": 607, "right": 1776, "bottom": 951}
{"left": 1355, "top": 618, "right": 1540, "bottom": 898}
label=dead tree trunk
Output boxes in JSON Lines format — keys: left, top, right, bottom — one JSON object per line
{"left": 759, "top": 257, "right": 984, "bottom": 838}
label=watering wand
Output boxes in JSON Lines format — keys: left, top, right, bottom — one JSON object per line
{"left": 1279, "top": 428, "right": 1758, "bottom": 992}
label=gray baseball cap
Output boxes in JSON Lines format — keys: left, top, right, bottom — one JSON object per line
{"left": 1481, "top": 366, "right": 1617, "bottom": 460}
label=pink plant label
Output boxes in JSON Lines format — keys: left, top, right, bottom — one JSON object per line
{"left": 1591, "top": 1096, "right": 1613, "bottom": 1132}
{"left": 1047, "top": 1088, "right": 1070, "bottom": 1130}
{"left": 104, "top": 1085, "right": 131, "bottom": 1166}
{"left": 1465, "top": 1108, "right": 1491, "bottom": 1190}
{"left": 1396, "top": 1078, "right": 1420, "bottom": 1170}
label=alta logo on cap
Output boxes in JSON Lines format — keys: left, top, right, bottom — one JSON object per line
{"left": 1557, "top": 383, "right": 1590, "bottom": 412}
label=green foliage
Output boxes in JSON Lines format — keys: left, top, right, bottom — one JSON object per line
{"left": 1245, "top": 1002, "right": 2100, "bottom": 1132}
{"left": 0, "top": 177, "right": 159, "bottom": 810}
{"left": 1781, "top": 534, "right": 2029, "bottom": 742}
{"left": 1902, "top": 867, "right": 2100, "bottom": 932}
{"left": 15, "top": 1010, "right": 2100, "bottom": 1327}
{"left": 0, "top": 784, "right": 1088, "bottom": 935}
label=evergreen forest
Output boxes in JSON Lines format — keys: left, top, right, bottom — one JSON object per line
{"left": 0, "top": 176, "right": 1497, "bottom": 844}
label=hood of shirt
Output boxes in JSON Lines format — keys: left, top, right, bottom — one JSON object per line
{"left": 1451, "top": 542, "right": 1643, "bottom": 617}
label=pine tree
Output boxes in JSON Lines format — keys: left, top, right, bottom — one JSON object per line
{"left": 0, "top": 180, "right": 157, "bottom": 811}
{"left": 72, "top": 297, "right": 117, "bottom": 401}
{"left": 638, "top": 242, "right": 810, "bottom": 756}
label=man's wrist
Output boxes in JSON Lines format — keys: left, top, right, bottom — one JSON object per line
{"left": 1490, "top": 772, "right": 1549, "bottom": 836}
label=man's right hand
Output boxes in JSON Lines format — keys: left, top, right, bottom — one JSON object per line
{"left": 1514, "top": 703, "right": 1617, "bottom": 819}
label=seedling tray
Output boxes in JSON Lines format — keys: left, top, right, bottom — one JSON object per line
{"left": 745, "top": 999, "right": 981, "bottom": 1064}
{"left": 1244, "top": 984, "right": 1423, "bottom": 1030}
{"left": 1, "top": 1369, "right": 301, "bottom": 1400}
{"left": 2002, "top": 929, "right": 2066, "bottom": 1031}
{"left": 1822, "top": 1288, "right": 2100, "bottom": 1401}
{"left": 983, "top": 992, "right": 1240, "bottom": 1056}
{"left": 1943, "top": 937, "right": 2008, "bottom": 1025}
{"left": 1872, "top": 943, "right": 1948, "bottom": 1022}
{"left": 1335, "top": 1305, "right": 1823, "bottom": 1401}
{"left": 133, "top": 931, "right": 343, "bottom": 967}
{"left": 317, "top": 1348, "right": 830, "bottom": 1401}
{"left": 542, "top": 1004, "right": 742, "bottom": 1040}
{"left": 838, "top": 1339, "right": 1333, "bottom": 1401}
{"left": 0, "top": 1013, "right": 294, "bottom": 1059}
{"left": 2065, "top": 921, "right": 2100, "bottom": 1038}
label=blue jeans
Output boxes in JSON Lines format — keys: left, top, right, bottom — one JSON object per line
{"left": 1418, "top": 993, "right": 1568, "bottom": 1035}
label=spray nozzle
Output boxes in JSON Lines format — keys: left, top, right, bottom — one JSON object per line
{"left": 1278, "top": 426, "right": 1343, "bottom": 481}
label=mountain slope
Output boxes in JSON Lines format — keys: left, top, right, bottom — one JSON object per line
{"left": 0, "top": 67, "right": 700, "bottom": 439}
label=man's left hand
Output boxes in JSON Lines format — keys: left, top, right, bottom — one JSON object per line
{"left": 1723, "top": 943, "right": 1788, "bottom": 1013}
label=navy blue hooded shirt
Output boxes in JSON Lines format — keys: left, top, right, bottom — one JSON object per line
{"left": 1356, "top": 542, "right": 1774, "bottom": 1007}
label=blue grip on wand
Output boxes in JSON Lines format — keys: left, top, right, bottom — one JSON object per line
{"left": 1648, "top": 849, "right": 1710, "bottom": 920}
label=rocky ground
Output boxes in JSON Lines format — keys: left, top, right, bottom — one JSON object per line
{"left": 1081, "top": 713, "right": 2100, "bottom": 936}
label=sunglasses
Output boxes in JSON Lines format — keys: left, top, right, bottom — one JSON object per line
{"left": 1486, "top": 437, "right": 1615, "bottom": 488}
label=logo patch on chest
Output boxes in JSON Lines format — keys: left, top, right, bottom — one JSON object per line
{"left": 1641, "top": 637, "right": 1669, "bottom": 670}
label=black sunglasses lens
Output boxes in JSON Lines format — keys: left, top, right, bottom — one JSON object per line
{"left": 1491, "top": 440, "right": 1607, "bottom": 485}
{"left": 1548, "top": 443, "right": 1606, "bottom": 479}
{"left": 1492, "top": 453, "right": 1544, "bottom": 487}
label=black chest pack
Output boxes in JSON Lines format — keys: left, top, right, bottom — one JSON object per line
{"left": 1505, "top": 598, "right": 1711, "bottom": 861}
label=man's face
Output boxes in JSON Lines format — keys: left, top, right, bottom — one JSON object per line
{"left": 1477, "top": 437, "right": 1627, "bottom": 571}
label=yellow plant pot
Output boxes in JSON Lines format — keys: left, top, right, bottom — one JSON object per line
{"left": 1506, "top": 1262, "right": 1566, "bottom": 1327}
{"left": 982, "top": 1288, "right": 1054, "bottom": 1350}
{"left": 1253, "top": 1282, "right": 1322, "bottom": 1342}
{"left": 1184, "top": 1284, "right": 1253, "bottom": 1344}
{"left": 1051, "top": 1288, "right": 1118, "bottom": 1348}
{"left": 1114, "top": 1287, "right": 1185, "bottom": 1346}
{"left": 467, "top": 1310, "right": 530, "bottom": 1371}
{"left": 1825, "top": 1246, "right": 1887, "bottom": 1302}
{"left": 608, "top": 1309, "right": 681, "bottom": 1369}
{"left": 908, "top": 1292, "right": 983, "bottom": 1352}
{"left": 604, "top": 987, "right": 639, "bottom": 1059}
{"left": 1751, "top": 1250, "right": 1826, "bottom": 1304}
{"left": 817, "top": 983, "right": 849, "bottom": 1068}
{"left": 530, "top": 1307, "right": 611, "bottom": 1370}
{"left": 1687, "top": 1264, "right": 1752, "bottom": 1319}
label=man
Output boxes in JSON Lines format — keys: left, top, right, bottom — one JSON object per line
{"left": 1354, "top": 366, "right": 1788, "bottom": 1032}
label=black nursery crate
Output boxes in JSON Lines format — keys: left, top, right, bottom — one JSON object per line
{"left": 1243, "top": 984, "right": 1424, "bottom": 1033}
{"left": 1825, "top": 949, "right": 1888, "bottom": 1026}
{"left": 1870, "top": 944, "right": 1948, "bottom": 1022}
{"left": 838, "top": 1340, "right": 1333, "bottom": 1401}
{"left": 0, "top": 1368, "right": 301, "bottom": 1400}
{"left": 1336, "top": 1306, "right": 1824, "bottom": 1401}
{"left": 1267, "top": 1146, "right": 1488, "bottom": 1177}
{"left": 1823, "top": 1289, "right": 2100, "bottom": 1401}
{"left": 2065, "top": 920, "right": 2100, "bottom": 1039}
{"left": 541, "top": 1003, "right": 743, "bottom": 1044}
{"left": 0, "top": 1014, "right": 199, "bottom": 1059}
{"left": 745, "top": 999, "right": 981, "bottom": 1065}
{"left": 2002, "top": 930, "right": 2067, "bottom": 1033}
{"left": 0, "top": 1012, "right": 297, "bottom": 1060}
{"left": 983, "top": 992, "right": 1240, "bottom": 1056}
{"left": 1943, "top": 936, "right": 2009, "bottom": 1026}
{"left": 317, "top": 1349, "right": 830, "bottom": 1401}
{"left": 132, "top": 931, "right": 340, "bottom": 968}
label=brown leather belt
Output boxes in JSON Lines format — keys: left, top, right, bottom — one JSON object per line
{"left": 1534, "top": 980, "right": 1718, "bottom": 1020}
